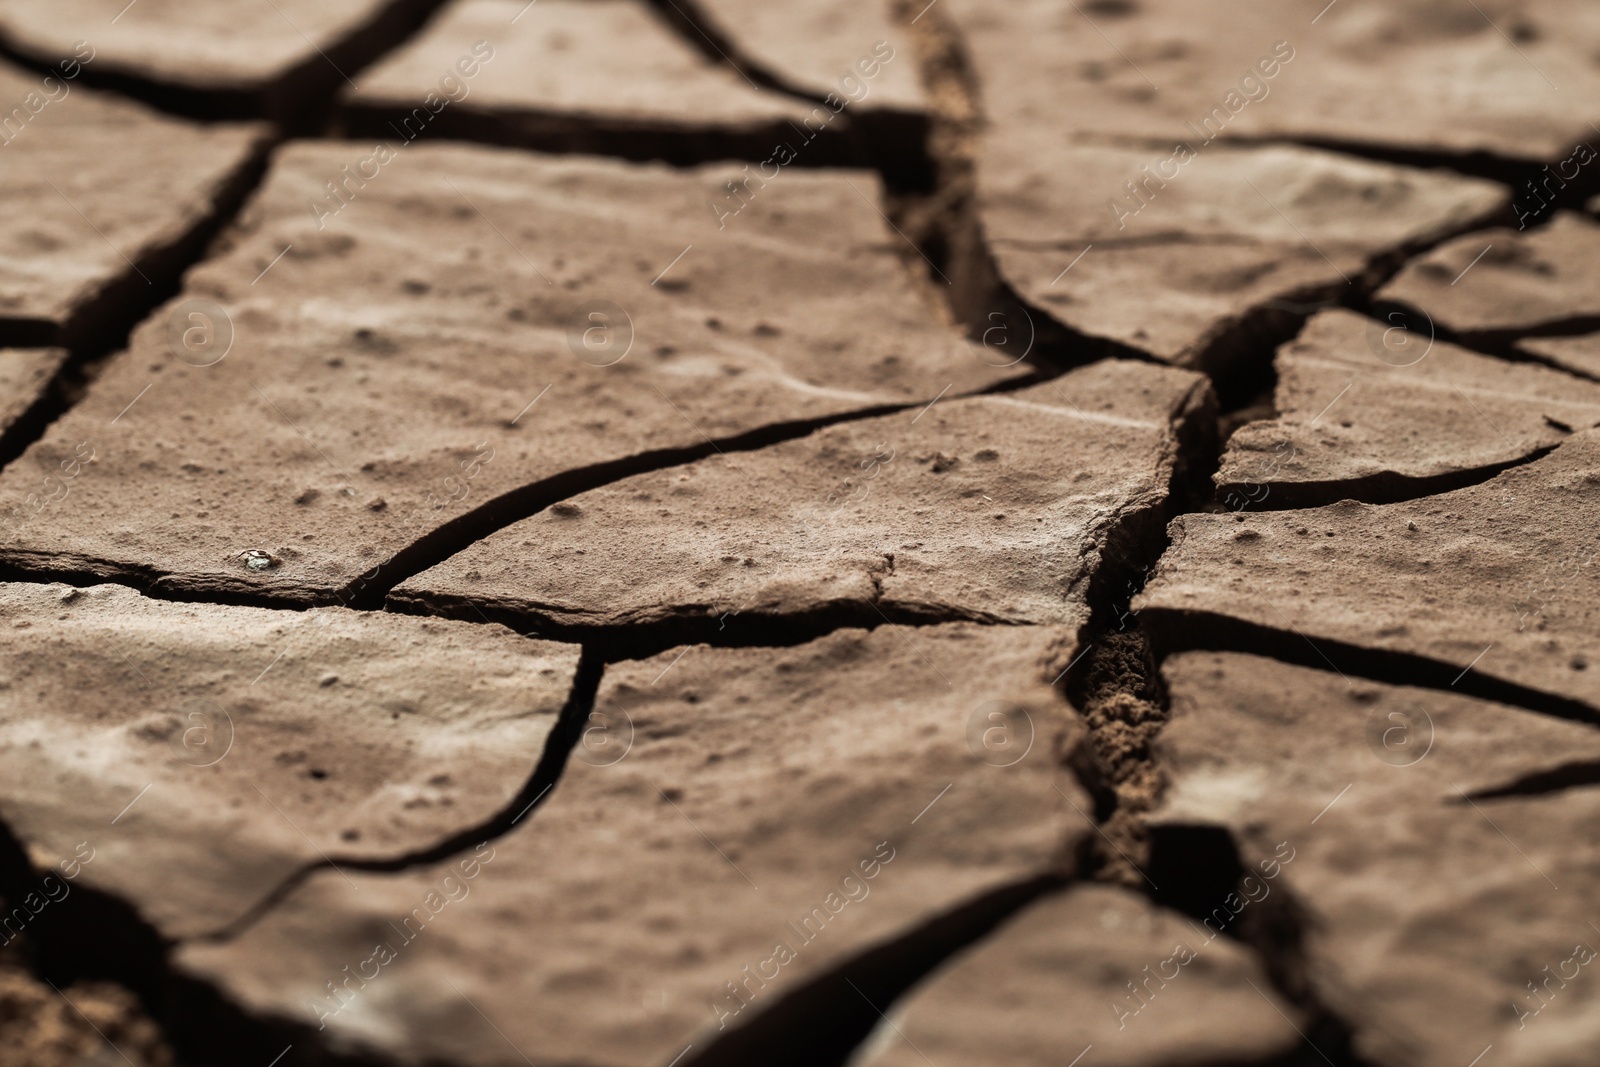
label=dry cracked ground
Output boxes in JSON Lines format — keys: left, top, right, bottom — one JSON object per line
{"left": 3, "top": 1, "right": 1600, "bottom": 1066}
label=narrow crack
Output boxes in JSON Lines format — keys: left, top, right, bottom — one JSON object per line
{"left": 1215, "top": 443, "right": 1561, "bottom": 511}
{"left": 200, "top": 645, "right": 606, "bottom": 943}
{"left": 643, "top": 0, "right": 820, "bottom": 103}
{"left": 0, "top": 133, "right": 277, "bottom": 475}
{"left": 1144, "top": 824, "right": 1385, "bottom": 1067}
{"left": 883, "top": 0, "right": 1109, "bottom": 374}
{"left": 676, "top": 871, "right": 1073, "bottom": 1067}
{"left": 0, "top": 0, "right": 456, "bottom": 130}
{"left": 1337, "top": 299, "right": 1600, "bottom": 390}
{"left": 343, "top": 396, "right": 940, "bottom": 612}
{"left": 1364, "top": 296, "right": 1600, "bottom": 384}
{"left": 1140, "top": 607, "right": 1600, "bottom": 730}
{"left": 1453, "top": 758, "right": 1600, "bottom": 801}
{"left": 1288, "top": 134, "right": 1600, "bottom": 232}
{"left": 0, "top": 816, "right": 379, "bottom": 1067}
{"left": 0, "top": 370, "right": 1061, "bottom": 619}
{"left": 388, "top": 589, "right": 1018, "bottom": 663}
{"left": 333, "top": 99, "right": 867, "bottom": 169}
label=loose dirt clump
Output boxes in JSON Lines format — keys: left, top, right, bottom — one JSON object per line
{"left": 0, "top": 950, "right": 170, "bottom": 1067}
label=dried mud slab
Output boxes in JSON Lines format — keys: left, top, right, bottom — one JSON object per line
{"left": 850, "top": 882, "right": 1299, "bottom": 1067}
{"left": 694, "top": 0, "right": 922, "bottom": 112}
{"left": 176, "top": 624, "right": 1087, "bottom": 1067}
{"left": 1140, "top": 429, "right": 1600, "bottom": 715}
{"left": 964, "top": 141, "right": 1503, "bottom": 373}
{"left": 947, "top": 0, "right": 1600, "bottom": 160}
{"left": 1525, "top": 332, "right": 1600, "bottom": 381}
{"left": 0, "top": 0, "right": 440, "bottom": 119}
{"left": 0, "top": 141, "right": 1017, "bottom": 603}
{"left": 393, "top": 360, "right": 1212, "bottom": 638}
{"left": 0, "top": 64, "right": 267, "bottom": 346}
{"left": 341, "top": 0, "right": 825, "bottom": 162}
{"left": 0, "top": 582, "right": 578, "bottom": 939}
{"left": 1155, "top": 651, "right": 1600, "bottom": 1067}
{"left": 1217, "top": 309, "right": 1600, "bottom": 508}
{"left": 0, "top": 348, "right": 67, "bottom": 433}
{"left": 1378, "top": 213, "right": 1600, "bottom": 344}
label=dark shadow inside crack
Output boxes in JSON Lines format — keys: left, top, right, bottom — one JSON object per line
{"left": 643, "top": 0, "right": 817, "bottom": 104}
{"left": 0, "top": 816, "right": 387, "bottom": 1067}
{"left": 331, "top": 99, "right": 879, "bottom": 171}
{"left": 0, "top": 0, "right": 456, "bottom": 131}
{"left": 201, "top": 644, "right": 606, "bottom": 943}
{"left": 1140, "top": 607, "right": 1600, "bottom": 730}
{"left": 1144, "top": 823, "right": 1388, "bottom": 1067}
{"left": 1215, "top": 444, "right": 1562, "bottom": 512}
{"left": 341, "top": 399, "right": 927, "bottom": 612}
{"left": 1363, "top": 297, "right": 1600, "bottom": 383}
{"left": 0, "top": 134, "right": 276, "bottom": 477}
{"left": 1299, "top": 136, "right": 1600, "bottom": 232}
{"left": 679, "top": 871, "right": 1072, "bottom": 1067}
{"left": 1455, "top": 758, "right": 1600, "bottom": 801}
{"left": 385, "top": 591, "right": 1018, "bottom": 663}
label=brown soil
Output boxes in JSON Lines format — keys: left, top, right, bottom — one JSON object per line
{"left": 1, "top": 2, "right": 1598, "bottom": 1066}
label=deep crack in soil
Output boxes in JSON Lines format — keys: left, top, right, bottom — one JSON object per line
{"left": 2, "top": 2, "right": 1598, "bottom": 1065}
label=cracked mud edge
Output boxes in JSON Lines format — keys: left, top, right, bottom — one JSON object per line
{"left": 1216, "top": 443, "right": 1561, "bottom": 511}
{"left": 1181, "top": 193, "right": 1516, "bottom": 413}
{"left": 1045, "top": 361, "right": 1387, "bottom": 1065}
{"left": 1226, "top": 132, "right": 1600, "bottom": 219}
{"left": 1061, "top": 644, "right": 1385, "bottom": 1065}
{"left": 646, "top": 0, "right": 936, "bottom": 188}
{"left": 200, "top": 646, "right": 607, "bottom": 944}
{"left": 1145, "top": 824, "right": 1385, "bottom": 1067}
{"left": 883, "top": 0, "right": 1125, "bottom": 375}
{"left": 387, "top": 369, "right": 1215, "bottom": 651}
{"left": 897, "top": 0, "right": 1531, "bottom": 409}
{"left": 1456, "top": 757, "right": 1600, "bottom": 801}
{"left": 0, "top": 814, "right": 363, "bottom": 1067}
{"left": 0, "top": 132, "right": 277, "bottom": 474}
{"left": 0, "top": 650, "right": 608, "bottom": 1067}
{"left": 333, "top": 97, "right": 877, "bottom": 171}
{"left": 677, "top": 869, "right": 1073, "bottom": 1067}
{"left": 337, "top": 0, "right": 936, "bottom": 181}
{"left": 342, "top": 390, "right": 1013, "bottom": 611}
{"left": 0, "top": 0, "right": 455, "bottom": 129}
{"left": 1365, "top": 296, "right": 1600, "bottom": 385}
{"left": 0, "top": 375, "right": 1052, "bottom": 615}
{"left": 1140, "top": 606, "right": 1600, "bottom": 730}
{"left": 387, "top": 587, "right": 1019, "bottom": 663}
{"left": 1058, "top": 673, "right": 1383, "bottom": 1065}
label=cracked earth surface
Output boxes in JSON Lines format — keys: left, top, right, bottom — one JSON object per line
{"left": 1, "top": 2, "right": 1598, "bottom": 1066}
